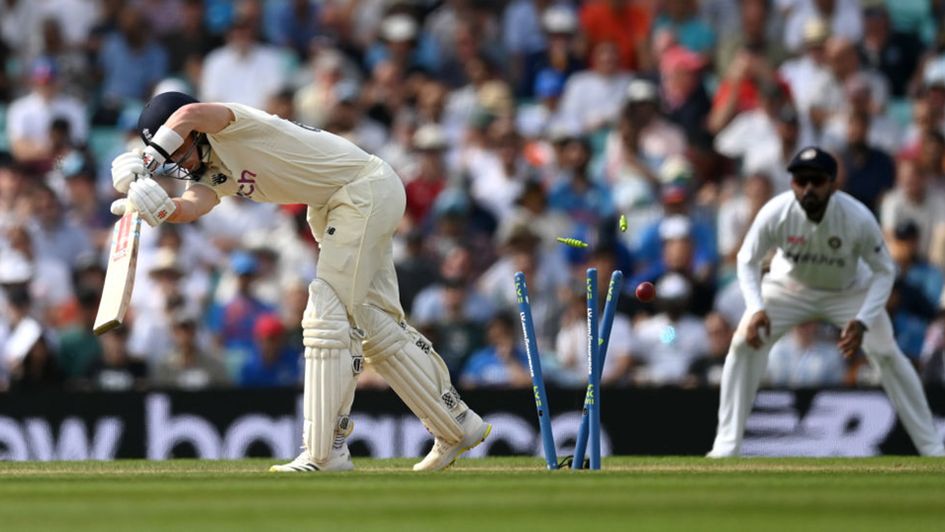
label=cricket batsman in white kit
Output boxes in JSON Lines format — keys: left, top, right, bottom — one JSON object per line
{"left": 110, "top": 92, "right": 492, "bottom": 471}
{"left": 708, "top": 146, "right": 945, "bottom": 457}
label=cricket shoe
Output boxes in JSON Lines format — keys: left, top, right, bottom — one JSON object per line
{"left": 270, "top": 422, "right": 355, "bottom": 472}
{"left": 269, "top": 446, "right": 354, "bottom": 472}
{"left": 413, "top": 410, "right": 492, "bottom": 471}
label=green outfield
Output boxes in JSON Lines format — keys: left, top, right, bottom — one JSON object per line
{"left": 1, "top": 457, "right": 944, "bottom": 531}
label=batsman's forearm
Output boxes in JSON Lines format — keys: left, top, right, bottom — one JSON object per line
{"left": 169, "top": 197, "right": 201, "bottom": 223}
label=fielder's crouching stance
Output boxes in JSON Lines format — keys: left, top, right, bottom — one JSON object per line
{"left": 111, "top": 92, "right": 491, "bottom": 471}
{"left": 708, "top": 147, "right": 944, "bottom": 458}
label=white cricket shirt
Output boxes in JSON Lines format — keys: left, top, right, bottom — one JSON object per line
{"left": 192, "top": 103, "right": 378, "bottom": 208}
{"left": 737, "top": 190, "right": 895, "bottom": 325}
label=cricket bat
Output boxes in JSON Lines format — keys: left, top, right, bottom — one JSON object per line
{"left": 93, "top": 210, "right": 142, "bottom": 335}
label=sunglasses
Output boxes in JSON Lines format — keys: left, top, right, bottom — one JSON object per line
{"left": 792, "top": 174, "right": 829, "bottom": 187}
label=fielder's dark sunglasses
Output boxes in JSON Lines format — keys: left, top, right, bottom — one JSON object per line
{"left": 792, "top": 174, "right": 829, "bottom": 187}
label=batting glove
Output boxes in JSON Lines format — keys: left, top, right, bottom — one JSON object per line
{"left": 127, "top": 178, "right": 176, "bottom": 227}
{"left": 110, "top": 149, "right": 148, "bottom": 194}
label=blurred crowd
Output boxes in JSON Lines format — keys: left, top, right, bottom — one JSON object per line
{"left": 2, "top": 0, "right": 945, "bottom": 393}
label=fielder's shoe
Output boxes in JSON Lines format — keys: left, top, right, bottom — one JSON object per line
{"left": 413, "top": 410, "right": 492, "bottom": 471}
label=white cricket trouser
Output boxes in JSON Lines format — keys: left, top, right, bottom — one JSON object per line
{"left": 306, "top": 157, "right": 407, "bottom": 321}
{"left": 710, "top": 276, "right": 945, "bottom": 457}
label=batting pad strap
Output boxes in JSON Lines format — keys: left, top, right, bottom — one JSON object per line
{"left": 302, "top": 316, "right": 351, "bottom": 349}
{"left": 357, "top": 305, "right": 465, "bottom": 444}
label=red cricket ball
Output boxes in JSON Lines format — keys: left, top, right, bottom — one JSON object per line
{"left": 635, "top": 281, "right": 656, "bottom": 302}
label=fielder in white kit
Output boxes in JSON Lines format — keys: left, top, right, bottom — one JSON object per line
{"left": 708, "top": 146, "right": 944, "bottom": 457}
{"left": 110, "top": 92, "right": 492, "bottom": 471}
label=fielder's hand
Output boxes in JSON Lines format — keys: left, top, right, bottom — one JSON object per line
{"left": 745, "top": 310, "right": 771, "bottom": 349}
{"left": 126, "top": 178, "right": 176, "bottom": 227}
{"left": 110, "top": 149, "right": 148, "bottom": 194}
{"left": 838, "top": 320, "right": 867, "bottom": 358}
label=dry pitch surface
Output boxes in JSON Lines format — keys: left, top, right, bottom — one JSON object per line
{"left": 1, "top": 457, "right": 944, "bottom": 531}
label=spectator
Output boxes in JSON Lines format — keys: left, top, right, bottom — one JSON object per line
{"left": 36, "top": 16, "right": 91, "bottom": 99}
{"left": 858, "top": 4, "right": 923, "bottom": 98}
{"left": 766, "top": 322, "right": 845, "bottom": 387}
{"left": 163, "top": 0, "right": 223, "bottom": 75}
{"left": 604, "top": 79, "right": 688, "bottom": 188}
{"left": 502, "top": 0, "right": 556, "bottom": 90}
{"left": 404, "top": 124, "right": 450, "bottom": 227}
{"left": 499, "top": 178, "right": 573, "bottom": 255}
{"left": 516, "top": 68, "right": 567, "bottom": 139}
{"left": 322, "top": 80, "right": 388, "bottom": 155}
{"left": 548, "top": 135, "right": 614, "bottom": 227}
{"left": 652, "top": 0, "right": 717, "bottom": 56}
{"left": 556, "top": 41, "right": 633, "bottom": 134}
{"left": 271, "top": 0, "right": 322, "bottom": 60}
{"left": 413, "top": 274, "right": 491, "bottom": 379}
{"left": 239, "top": 313, "right": 302, "bottom": 388}
{"left": 888, "top": 220, "right": 942, "bottom": 319}
{"left": 208, "top": 251, "right": 276, "bottom": 367}
{"left": 716, "top": 172, "right": 774, "bottom": 271}
{"left": 413, "top": 246, "right": 494, "bottom": 328}
{"left": 2, "top": 283, "right": 61, "bottom": 391}
{"left": 579, "top": 0, "right": 652, "bottom": 71}
{"left": 715, "top": 84, "right": 798, "bottom": 190}
{"left": 3, "top": 225, "right": 74, "bottom": 326}
{"left": 782, "top": 0, "right": 863, "bottom": 54}
{"left": 553, "top": 247, "right": 636, "bottom": 386}
{"left": 459, "top": 312, "right": 530, "bottom": 389}
{"left": 56, "top": 286, "right": 103, "bottom": 382}
{"left": 660, "top": 45, "right": 712, "bottom": 144}
{"left": 879, "top": 158, "right": 945, "bottom": 258}
{"left": 154, "top": 313, "right": 229, "bottom": 390}
{"left": 27, "top": 183, "right": 92, "bottom": 268}
{"left": 715, "top": 0, "right": 787, "bottom": 77}
{"left": 518, "top": 6, "right": 584, "bottom": 99}
{"left": 98, "top": 5, "right": 169, "bottom": 111}
{"left": 633, "top": 273, "right": 708, "bottom": 385}
{"left": 6, "top": 57, "right": 88, "bottom": 166}
{"left": 364, "top": 13, "right": 438, "bottom": 74}
{"left": 478, "top": 220, "right": 569, "bottom": 351}
{"left": 294, "top": 48, "right": 354, "bottom": 129}
{"left": 86, "top": 327, "right": 148, "bottom": 391}
{"left": 469, "top": 123, "right": 538, "bottom": 221}
{"left": 200, "top": 14, "right": 286, "bottom": 109}
{"left": 837, "top": 110, "right": 895, "bottom": 213}
{"left": 822, "top": 73, "right": 902, "bottom": 154}
{"left": 0, "top": 156, "right": 29, "bottom": 231}
{"left": 685, "top": 311, "right": 733, "bottom": 388}
{"left": 708, "top": 45, "right": 784, "bottom": 135}
{"left": 779, "top": 17, "right": 834, "bottom": 127}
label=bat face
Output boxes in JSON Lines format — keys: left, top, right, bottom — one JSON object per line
{"left": 93, "top": 211, "right": 141, "bottom": 335}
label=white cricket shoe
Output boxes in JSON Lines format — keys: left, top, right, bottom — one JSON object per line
{"left": 413, "top": 410, "right": 492, "bottom": 471}
{"left": 269, "top": 445, "right": 354, "bottom": 472}
{"left": 705, "top": 449, "right": 737, "bottom": 459}
{"left": 270, "top": 421, "right": 355, "bottom": 472}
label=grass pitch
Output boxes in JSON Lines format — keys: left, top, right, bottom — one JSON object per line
{"left": 1, "top": 457, "right": 944, "bottom": 531}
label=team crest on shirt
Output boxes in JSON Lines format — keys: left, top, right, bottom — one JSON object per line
{"left": 828, "top": 236, "right": 842, "bottom": 249}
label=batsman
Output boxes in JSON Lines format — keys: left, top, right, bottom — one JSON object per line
{"left": 110, "top": 92, "right": 492, "bottom": 471}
